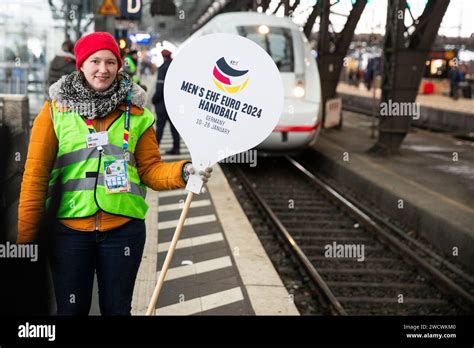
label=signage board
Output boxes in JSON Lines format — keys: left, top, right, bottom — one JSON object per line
{"left": 164, "top": 33, "right": 284, "bottom": 193}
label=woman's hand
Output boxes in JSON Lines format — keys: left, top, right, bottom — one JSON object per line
{"left": 183, "top": 163, "right": 213, "bottom": 183}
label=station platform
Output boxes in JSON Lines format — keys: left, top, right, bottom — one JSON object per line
{"left": 337, "top": 82, "right": 474, "bottom": 133}
{"left": 129, "top": 126, "right": 299, "bottom": 315}
{"left": 311, "top": 111, "right": 474, "bottom": 272}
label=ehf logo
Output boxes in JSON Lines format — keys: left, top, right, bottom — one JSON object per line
{"left": 212, "top": 57, "right": 249, "bottom": 93}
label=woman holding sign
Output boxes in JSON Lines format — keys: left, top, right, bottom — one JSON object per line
{"left": 17, "top": 32, "right": 211, "bottom": 315}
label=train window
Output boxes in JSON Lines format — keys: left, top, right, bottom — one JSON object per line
{"left": 237, "top": 26, "right": 294, "bottom": 72}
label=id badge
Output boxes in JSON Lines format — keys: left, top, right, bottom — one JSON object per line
{"left": 86, "top": 131, "right": 108, "bottom": 148}
{"left": 103, "top": 159, "right": 130, "bottom": 194}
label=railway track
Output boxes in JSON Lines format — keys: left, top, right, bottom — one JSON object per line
{"left": 222, "top": 156, "right": 474, "bottom": 315}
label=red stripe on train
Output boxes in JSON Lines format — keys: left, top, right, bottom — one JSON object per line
{"left": 273, "top": 122, "right": 321, "bottom": 132}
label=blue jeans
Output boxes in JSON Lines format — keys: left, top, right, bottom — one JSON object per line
{"left": 49, "top": 219, "right": 146, "bottom": 315}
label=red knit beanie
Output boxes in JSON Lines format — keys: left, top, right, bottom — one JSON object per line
{"left": 74, "top": 32, "right": 122, "bottom": 70}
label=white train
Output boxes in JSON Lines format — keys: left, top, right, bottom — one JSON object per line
{"left": 179, "top": 12, "right": 322, "bottom": 152}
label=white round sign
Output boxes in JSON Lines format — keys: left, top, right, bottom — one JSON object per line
{"left": 164, "top": 33, "right": 284, "bottom": 192}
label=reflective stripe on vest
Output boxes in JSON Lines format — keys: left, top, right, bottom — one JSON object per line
{"left": 53, "top": 144, "right": 137, "bottom": 169}
{"left": 47, "top": 175, "right": 147, "bottom": 198}
{"left": 47, "top": 102, "right": 155, "bottom": 219}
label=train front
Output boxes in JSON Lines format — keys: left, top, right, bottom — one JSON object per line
{"left": 245, "top": 21, "right": 321, "bottom": 152}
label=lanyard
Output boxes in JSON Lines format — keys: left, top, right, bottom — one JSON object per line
{"left": 122, "top": 88, "right": 132, "bottom": 152}
{"left": 84, "top": 117, "right": 95, "bottom": 134}
{"left": 83, "top": 88, "right": 132, "bottom": 157}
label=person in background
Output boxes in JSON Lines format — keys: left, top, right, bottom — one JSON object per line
{"left": 48, "top": 40, "right": 76, "bottom": 87}
{"left": 123, "top": 49, "right": 140, "bottom": 84}
{"left": 152, "top": 49, "right": 181, "bottom": 155}
{"left": 449, "top": 65, "right": 465, "bottom": 100}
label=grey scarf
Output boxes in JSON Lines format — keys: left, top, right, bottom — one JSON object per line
{"left": 49, "top": 71, "right": 146, "bottom": 119}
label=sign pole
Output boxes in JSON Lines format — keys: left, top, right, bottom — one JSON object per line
{"left": 146, "top": 191, "right": 194, "bottom": 315}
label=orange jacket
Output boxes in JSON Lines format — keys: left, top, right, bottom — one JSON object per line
{"left": 17, "top": 101, "right": 188, "bottom": 244}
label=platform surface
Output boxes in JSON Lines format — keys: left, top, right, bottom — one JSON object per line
{"left": 337, "top": 82, "right": 474, "bottom": 115}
